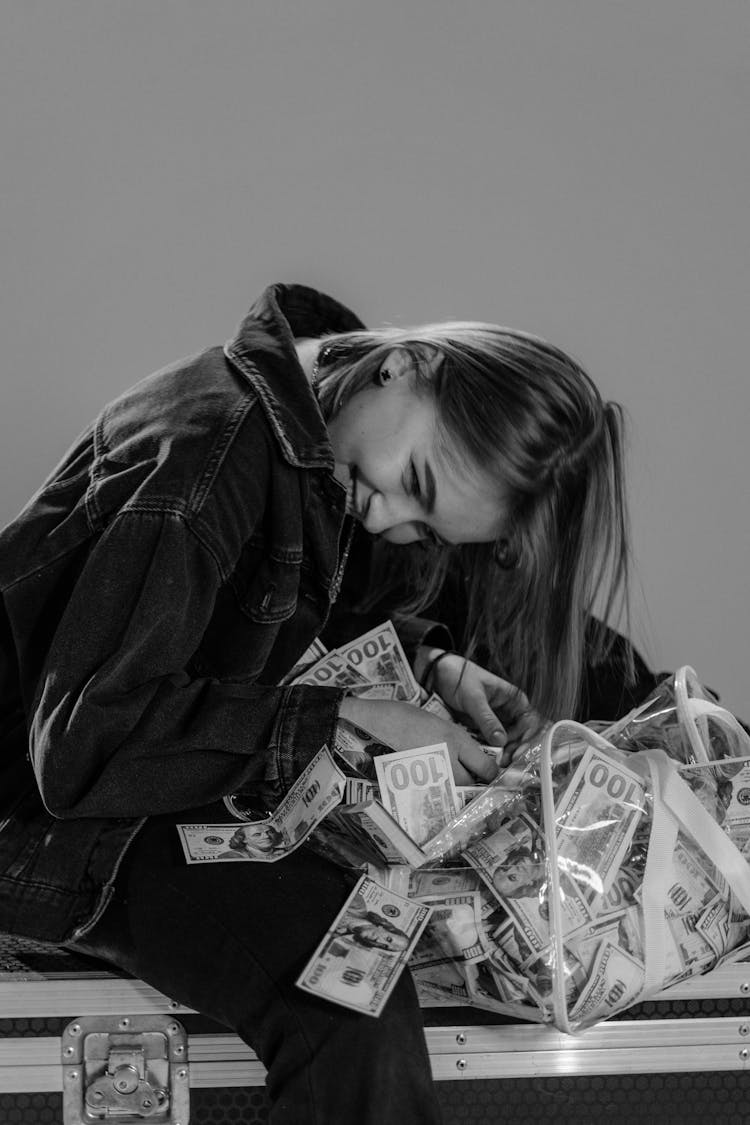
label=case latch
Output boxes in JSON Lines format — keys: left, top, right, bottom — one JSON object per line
{"left": 61, "top": 1015, "right": 190, "bottom": 1124}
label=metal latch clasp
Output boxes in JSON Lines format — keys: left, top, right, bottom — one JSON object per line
{"left": 62, "top": 1015, "right": 190, "bottom": 1124}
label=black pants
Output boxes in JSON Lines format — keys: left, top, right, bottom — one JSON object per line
{"left": 70, "top": 806, "right": 443, "bottom": 1125}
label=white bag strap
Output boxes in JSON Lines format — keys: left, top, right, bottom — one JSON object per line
{"left": 639, "top": 748, "right": 750, "bottom": 999}
{"left": 641, "top": 753, "right": 681, "bottom": 995}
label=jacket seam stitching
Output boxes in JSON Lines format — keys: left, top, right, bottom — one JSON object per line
{"left": 189, "top": 395, "right": 259, "bottom": 515}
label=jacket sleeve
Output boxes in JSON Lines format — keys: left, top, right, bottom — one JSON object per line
{"left": 28, "top": 508, "right": 343, "bottom": 820}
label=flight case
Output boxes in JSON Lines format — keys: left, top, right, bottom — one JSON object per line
{"left": 1, "top": 933, "right": 750, "bottom": 1124}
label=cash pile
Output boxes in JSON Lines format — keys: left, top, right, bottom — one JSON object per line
{"left": 298, "top": 652, "right": 750, "bottom": 1030}
{"left": 410, "top": 701, "right": 750, "bottom": 1030}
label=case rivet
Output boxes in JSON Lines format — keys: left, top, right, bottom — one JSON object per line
{"left": 741, "top": 982, "right": 750, "bottom": 995}
{"left": 118, "top": 1018, "right": 130, "bottom": 1028}
{"left": 740, "top": 1048, "right": 749, "bottom": 1061}
{"left": 168, "top": 1022, "right": 179, "bottom": 1033}
{"left": 177, "top": 1068, "right": 188, "bottom": 1079}
{"left": 169, "top": 1000, "right": 180, "bottom": 1009}
{"left": 63, "top": 1046, "right": 75, "bottom": 1057}
{"left": 456, "top": 1032, "right": 467, "bottom": 1045}
{"left": 68, "top": 1070, "right": 79, "bottom": 1080}
{"left": 740, "top": 1024, "right": 750, "bottom": 1037}
{"left": 456, "top": 1058, "right": 467, "bottom": 1071}
{"left": 175, "top": 1044, "right": 185, "bottom": 1055}
{"left": 68, "top": 1023, "right": 81, "bottom": 1036}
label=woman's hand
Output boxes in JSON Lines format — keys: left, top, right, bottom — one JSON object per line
{"left": 419, "top": 649, "right": 545, "bottom": 767}
{"left": 338, "top": 695, "right": 499, "bottom": 787}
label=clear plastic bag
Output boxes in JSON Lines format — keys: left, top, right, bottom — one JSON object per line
{"left": 415, "top": 668, "right": 750, "bottom": 1031}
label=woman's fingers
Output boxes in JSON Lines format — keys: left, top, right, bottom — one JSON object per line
{"left": 455, "top": 737, "right": 501, "bottom": 785}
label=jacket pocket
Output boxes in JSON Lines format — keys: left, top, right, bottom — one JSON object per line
{"left": 231, "top": 546, "right": 301, "bottom": 624}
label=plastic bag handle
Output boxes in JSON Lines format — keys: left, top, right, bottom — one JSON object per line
{"left": 674, "top": 666, "right": 750, "bottom": 761}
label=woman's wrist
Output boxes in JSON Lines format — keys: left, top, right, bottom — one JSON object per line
{"left": 417, "top": 646, "right": 461, "bottom": 695}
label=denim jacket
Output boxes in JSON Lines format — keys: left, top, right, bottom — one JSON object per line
{"left": 0, "top": 283, "right": 393, "bottom": 944}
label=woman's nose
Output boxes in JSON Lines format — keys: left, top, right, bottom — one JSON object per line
{"left": 361, "top": 492, "right": 416, "bottom": 535}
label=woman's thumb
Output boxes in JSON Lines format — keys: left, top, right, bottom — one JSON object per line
{"left": 476, "top": 703, "right": 507, "bottom": 747}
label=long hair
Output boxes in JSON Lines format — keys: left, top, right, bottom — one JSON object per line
{"left": 314, "top": 323, "right": 633, "bottom": 720}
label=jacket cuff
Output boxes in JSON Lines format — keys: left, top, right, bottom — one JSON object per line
{"left": 264, "top": 684, "right": 345, "bottom": 803}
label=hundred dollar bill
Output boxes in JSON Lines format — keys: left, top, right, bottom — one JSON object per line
{"left": 375, "top": 742, "right": 460, "bottom": 845}
{"left": 332, "top": 717, "right": 398, "bottom": 779}
{"left": 181, "top": 745, "right": 345, "bottom": 863}
{"left": 410, "top": 891, "right": 489, "bottom": 968}
{"left": 421, "top": 692, "right": 453, "bottom": 721}
{"left": 409, "top": 867, "right": 481, "bottom": 899}
{"left": 291, "top": 647, "right": 370, "bottom": 689}
{"left": 665, "top": 912, "right": 716, "bottom": 983}
{"left": 296, "top": 875, "right": 432, "bottom": 1017}
{"left": 279, "top": 637, "right": 329, "bottom": 684}
{"left": 465, "top": 813, "right": 593, "bottom": 952}
{"left": 412, "top": 961, "right": 473, "bottom": 1007}
{"left": 346, "top": 681, "right": 403, "bottom": 700}
{"left": 554, "top": 745, "right": 647, "bottom": 899}
{"left": 464, "top": 958, "right": 540, "bottom": 1018}
{"left": 569, "top": 940, "right": 645, "bottom": 1024}
{"left": 338, "top": 621, "right": 421, "bottom": 704}
{"left": 666, "top": 835, "right": 724, "bottom": 917}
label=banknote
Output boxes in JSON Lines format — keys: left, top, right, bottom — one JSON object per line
{"left": 421, "top": 692, "right": 453, "bottom": 721}
{"left": 332, "top": 717, "right": 398, "bottom": 779}
{"left": 375, "top": 742, "right": 460, "bottom": 845}
{"left": 334, "top": 799, "right": 427, "bottom": 867}
{"left": 666, "top": 835, "right": 724, "bottom": 917}
{"left": 464, "top": 958, "right": 539, "bottom": 1017}
{"left": 665, "top": 911, "right": 717, "bottom": 979}
{"left": 292, "top": 647, "right": 370, "bottom": 689}
{"left": 569, "top": 940, "right": 645, "bottom": 1024}
{"left": 179, "top": 745, "right": 345, "bottom": 864}
{"left": 409, "top": 891, "right": 489, "bottom": 968}
{"left": 412, "top": 961, "right": 473, "bottom": 1007}
{"left": 338, "top": 621, "right": 421, "bottom": 704}
{"left": 279, "top": 637, "right": 329, "bottom": 684}
{"left": 296, "top": 875, "right": 432, "bottom": 1017}
{"left": 409, "top": 867, "right": 481, "bottom": 899}
{"left": 554, "top": 745, "right": 647, "bottom": 899}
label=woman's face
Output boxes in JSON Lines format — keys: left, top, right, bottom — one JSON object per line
{"left": 326, "top": 353, "right": 506, "bottom": 546}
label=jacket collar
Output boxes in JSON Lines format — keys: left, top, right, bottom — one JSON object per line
{"left": 224, "top": 283, "right": 366, "bottom": 469}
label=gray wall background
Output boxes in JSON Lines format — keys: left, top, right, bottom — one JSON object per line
{"left": 1, "top": 1, "right": 748, "bottom": 716}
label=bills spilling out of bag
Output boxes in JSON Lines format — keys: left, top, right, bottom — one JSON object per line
{"left": 296, "top": 875, "right": 432, "bottom": 1017}
{"left": 177, "top": 745, "right": 346, "bottom": 864}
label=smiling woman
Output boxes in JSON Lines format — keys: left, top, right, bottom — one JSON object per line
{"left": 309, "top": 317, "right": 632, "bottom": 723}
{"left": 0, "top": 280, "right": 635, "bottom": 1125}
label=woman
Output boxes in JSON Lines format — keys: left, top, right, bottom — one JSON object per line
{"left": 0, "top": 282, "right": 633, "bottom": 1124}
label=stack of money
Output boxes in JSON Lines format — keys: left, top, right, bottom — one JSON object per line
{"left": 290, "top": 621, "right": 422, "bottom": 703}
{"left": 299, "top": 660, "right": 750, "bottom": 1029}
